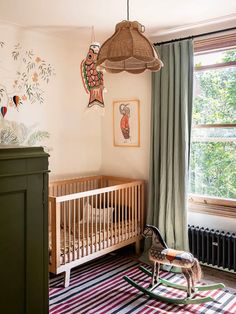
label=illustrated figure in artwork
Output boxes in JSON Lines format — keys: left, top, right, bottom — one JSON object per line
{"left": 81, "top": 42, "right": 105, "bottom": 108}
{"left": 119, "top": 104, "right": 130, "bottom": 141}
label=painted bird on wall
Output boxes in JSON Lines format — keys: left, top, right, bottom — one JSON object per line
{"left": 81, "top": 42, "right": 105, "bottom": 108}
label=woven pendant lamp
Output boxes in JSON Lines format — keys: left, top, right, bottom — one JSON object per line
{"left": 96, "top": 1, "right": 163, "bottom": 74}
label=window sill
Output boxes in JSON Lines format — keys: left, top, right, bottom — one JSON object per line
{"left": 188, "top": 194, "right": 236, "bottom": 219}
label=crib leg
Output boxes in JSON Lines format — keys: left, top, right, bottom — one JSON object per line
{"left": 135, "top": 239, "right": 140, "bottom": 255}
{"left": 64, "top": 270, "right": 71, "bottom": 288}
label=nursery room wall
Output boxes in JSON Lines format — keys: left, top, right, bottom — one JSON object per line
{"left": 0, "top": 23, "right": 102, "bottom": 179}
{"left": 1, "top": 20, "right": 235, "bottom": 233}
{"left": 100, "top": 20, "right": 236, "bottom": 233}
{"left": 101, "top": 71, "right": 151, "bottom": 180}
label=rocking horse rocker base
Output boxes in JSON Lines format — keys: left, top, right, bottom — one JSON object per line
{"left": 124, "top": 225, "right": 225, "bottom": 305}
{"left": 124, "top": 265, "right": 225, "bottom": 305}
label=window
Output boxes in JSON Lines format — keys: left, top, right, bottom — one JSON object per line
{"left": 189, "top": 36, "right": 236, "bottom": 218}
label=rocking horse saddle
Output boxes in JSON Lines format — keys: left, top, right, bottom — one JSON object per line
{"left": 150, "top": 248, "right": 195, "bottom": 267}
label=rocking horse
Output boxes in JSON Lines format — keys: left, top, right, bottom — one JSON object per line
{"left": 124, "top": 224, "right": 225, "bottom": 304}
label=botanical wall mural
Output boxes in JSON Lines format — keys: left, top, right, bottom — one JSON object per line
{"left": 0, "top": 119, "right": 50, "bottom": 146}
{"left": 0, "top": 40, "right": 55, "bottom": 147}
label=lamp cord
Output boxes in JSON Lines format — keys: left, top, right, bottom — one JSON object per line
{"left": 127, "top": 0, "right": 129, "bottom": 21}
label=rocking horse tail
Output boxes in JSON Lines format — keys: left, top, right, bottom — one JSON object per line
{"left": 191, "top": 258, "right": 202, "bottom": 282}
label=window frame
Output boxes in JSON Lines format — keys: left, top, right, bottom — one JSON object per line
{"left": 189, "top": 194, "right": 236, "bottom": 219}
{"left": 189, "top": 38, "right": 236, "bottom": 218}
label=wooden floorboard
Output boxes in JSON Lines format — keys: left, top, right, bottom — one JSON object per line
{"left": 202, "top": 265, "right": 236, "bottom": 292}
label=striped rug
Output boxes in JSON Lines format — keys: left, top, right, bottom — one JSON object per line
{"left": 49, "top": 253, "right": 236, "bottom": 314}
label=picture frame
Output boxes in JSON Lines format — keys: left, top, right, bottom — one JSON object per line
{"left": 113, "top": 99, "right": 140, "bottom": 147}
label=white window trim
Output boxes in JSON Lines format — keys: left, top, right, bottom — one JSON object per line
{"left": 190, "top": 40, "right": 236, "bottom": 218}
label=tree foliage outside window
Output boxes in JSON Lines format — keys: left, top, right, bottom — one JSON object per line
{"left": 190, "top": 49, "right": 236, "bottom": 199}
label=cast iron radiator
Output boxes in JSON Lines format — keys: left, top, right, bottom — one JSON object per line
{"left": 188, "top": 225, "right": 236, "bottom": 272}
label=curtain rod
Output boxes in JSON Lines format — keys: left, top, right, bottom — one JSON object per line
{"left": 154, "top": 26, "right": 236, "bottom": 46}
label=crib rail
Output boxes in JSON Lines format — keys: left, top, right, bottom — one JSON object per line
{"left": 49, "top": 176, "right": 144, "bottom": 276}
{"left": 49, "top": 175, "right": 103, "bottom": 197}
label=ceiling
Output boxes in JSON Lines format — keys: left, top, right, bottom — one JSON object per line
{"left": 0, "top": 0, "right": 236, "bottom": 42}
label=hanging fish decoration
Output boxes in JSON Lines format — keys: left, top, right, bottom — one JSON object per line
{"left": 1, "top": 106, "right": 7, "bottom": 118}
{"left": 81, "top": 42, "right": 105, "bottom": 108}
{"left": 13, "top": 95, "right": 20, "bottom": 108}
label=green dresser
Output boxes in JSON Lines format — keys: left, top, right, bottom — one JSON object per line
{"left": 0, "top": 145, "right": 49, "bottom": 314}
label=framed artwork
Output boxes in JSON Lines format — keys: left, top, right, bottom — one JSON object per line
{"left": 113, "top": 99, "right": 140, "bottom": 147}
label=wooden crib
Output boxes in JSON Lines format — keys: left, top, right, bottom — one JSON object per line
{"left": 49, "top": 175, "right": 144, "bottom": 287}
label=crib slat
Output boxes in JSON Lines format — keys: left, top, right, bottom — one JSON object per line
{"left": 125, "top": 188, "right": 127, "bottom": 240}
{"left": 86, "top": 196, "right": 89, "bottom": 257}
{"left": 77, "top": 198, "right": 81, "bottom": 260}
{"left": 68, "top": 201, "right": 71, "bottom": 263}
{"left": 107, "top": 192, "right": 109, "bottom": 247}
{"left": 134, "top": 186, "right": 136, "bottom": 236}
{"left": 138, "top": 184, "right": 141, "bottom": 233}
{"left": 121, "top": 189, "right": 124, "bottom": 241}
{"left": 118, "top": 189, "right": 120, "bottom": 243}
{"left": 115, "top": 190, "right": 118, "bottom": 244}
{"left": 62, "top": 202, "right": 66, "bottom": 265}
{"left": 114, "top": 191, "right": 118, "bottom": 244}
{"left": 132, "top": 186, "right": 134, "bottom": 236}
{"left": 82, "top": 198, "right": 85, "bottom": 257}
{"left": 103, "top": 192, "right": 105, "bottom": 249}
{"left": 141, "top": 182, "right": 144, "bottom": 232}
{"left": 99, "top": 193, "right": 102, "bottom": 251}
{"left": 111, "top": 191, "right": 114, "bottom": 245}
{"left": 129, "top": 187, "right": 131, "bottom": 239}
{"left": 91, "top": 194, "right": 94, "bottom": 253}
{"left": 72, "top": 200, "right": 76, "bottom": 261}
{"left": 95, "top": 194, "right": 98, "bottom": 252}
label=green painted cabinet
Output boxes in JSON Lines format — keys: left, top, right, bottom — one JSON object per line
{"left": 0, "top": 145, "right": 49, "bottom": 314}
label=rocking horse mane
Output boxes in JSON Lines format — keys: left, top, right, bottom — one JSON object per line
{"left": 145, "top": 224, "right": 168, "bottom": 249}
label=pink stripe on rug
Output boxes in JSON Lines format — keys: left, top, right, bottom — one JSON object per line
{"left": 49, "top": 254, "right": 236, "bottom": 314}
{"left": 50, "top": 265, "right": 142, "bottom": 314}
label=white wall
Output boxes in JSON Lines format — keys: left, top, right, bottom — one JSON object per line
{"left": 0, "top": 24, "right": 102, "bottom": 179}
{"left": 189, "top": 212, "right": 236, "bottom": 233}
{"left": 46, "top": 38, "right": 102, "bottom": 179}
{"left": 101, "top": 71, "right": 152, "bottom": 180}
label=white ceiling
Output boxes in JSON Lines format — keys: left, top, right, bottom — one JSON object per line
{"left": 0, "top": 0, "right": 236, "bottom": 41}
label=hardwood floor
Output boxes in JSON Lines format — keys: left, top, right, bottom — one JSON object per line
{"left": 202, "top": 265, "right": 236, "bottom": 292}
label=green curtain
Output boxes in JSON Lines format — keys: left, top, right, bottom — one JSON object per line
{"left": 146, "top": 39, "right": 194, "bottom": 251}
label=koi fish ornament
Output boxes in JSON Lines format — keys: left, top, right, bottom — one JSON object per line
{"left": 81, "top": 42, "right": 105, "bottom": 108}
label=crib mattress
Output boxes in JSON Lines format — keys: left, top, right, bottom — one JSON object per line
{"left": 49, "top": 221, "right": 138, "bottom": 261}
